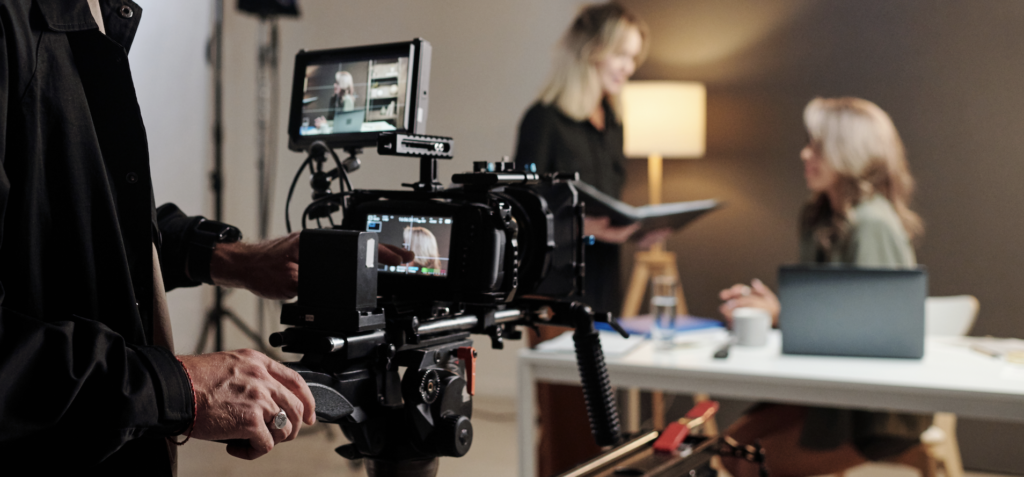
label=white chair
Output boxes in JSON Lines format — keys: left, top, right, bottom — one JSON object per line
{"left": 925, "top": 295, "right": 979, "bottom": 338}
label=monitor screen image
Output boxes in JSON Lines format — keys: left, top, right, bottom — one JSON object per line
{"left": 299, "top": 56, "right": 410, "bottom": 137}
{"left": 366, "top": 214, "right": 452, "bottom": 277}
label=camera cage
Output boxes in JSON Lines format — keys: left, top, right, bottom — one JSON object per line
{"left": 277, "top": 39, "right": 627, "bottom": 474}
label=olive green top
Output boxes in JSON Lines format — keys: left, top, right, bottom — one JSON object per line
{"left": 799, "top": 194, "right": 916, "bottom": 267}
{"left": 797, "top": 194, "right": 930, "bottom": 459}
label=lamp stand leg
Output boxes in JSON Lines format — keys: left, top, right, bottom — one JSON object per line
{"left": 622, "top": 246, "right": 690, "bottom": 433}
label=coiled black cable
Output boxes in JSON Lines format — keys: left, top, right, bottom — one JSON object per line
{"left": 573, "top": 326, "right": 621, "bottom": 447}
{"left": 285, "top": 141, "right": 352, "bottom": 233}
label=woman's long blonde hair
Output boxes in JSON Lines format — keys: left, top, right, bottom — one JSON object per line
{"left": 801, "top": 97, "right": 923, "bottom": 255}
{"left": 539, "top": 2, "right": 649, "bottom": 121}
{"left": 403, "top": 226, "right": 443, "bottom": 271}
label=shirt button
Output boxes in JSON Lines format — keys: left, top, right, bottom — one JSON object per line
{"left": 126, "top": 172, "right": 138, "bottom": 184}
{"left": 119, "top": 5, "right": 134, "bottom": 19}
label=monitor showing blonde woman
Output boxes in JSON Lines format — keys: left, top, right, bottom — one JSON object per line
{"left": 403, "top": 226, "right": 443, "bottom": 273}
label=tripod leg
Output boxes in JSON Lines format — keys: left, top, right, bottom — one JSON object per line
{"left": 194, "top": 314, "right": 215, "bottom": 355}
{"left": 222, "top": 309, "right": 278, "bottom": 357}
{"left": 364, "top": 458, "right": 439, "bottom": 477}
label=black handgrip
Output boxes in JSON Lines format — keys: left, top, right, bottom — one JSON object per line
{"left": 572, "top": 328, "right": 621, "bottom": 447}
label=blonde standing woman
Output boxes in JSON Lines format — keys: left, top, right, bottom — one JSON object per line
{"left": 513, "top": 3, "right": 665, "bottom": 474}
{"left": 514, "top": 1, "right": 666, "bottom": 315}
{"left": 719, "top": 97, "right": 929, "bottom": 476}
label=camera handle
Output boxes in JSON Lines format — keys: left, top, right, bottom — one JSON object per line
{"left": 401, "top": 156, "right": 444, "bottom": 192}
{"left": 568, "top": 302, "right": 623, "bottom": 448}
{"left": 525, "top": 299, "right": 626, "bottom": 448}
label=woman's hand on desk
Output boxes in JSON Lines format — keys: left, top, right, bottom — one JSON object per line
{"left": 719, "top": 278, "right": 780, "bottom": 326}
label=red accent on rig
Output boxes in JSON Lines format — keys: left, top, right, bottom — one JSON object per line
{"left": 653, "top": 422, "right": 690, "bottom": 454}
{"left": 685, "top": 400, "right": 720, "bottom": 421}
{"left": 457, "top": 346, "right": 477, "bottom": 396}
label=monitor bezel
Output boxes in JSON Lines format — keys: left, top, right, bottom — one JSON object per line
{"left": 287, "top": 39, "right": 430, "bottom": 152}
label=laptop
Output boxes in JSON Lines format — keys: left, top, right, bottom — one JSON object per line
{"left": 332, "top": 109, "right": 365, "bottom": 133}
{"left": 778, "top": 265, "right": 927, "bottom": 359}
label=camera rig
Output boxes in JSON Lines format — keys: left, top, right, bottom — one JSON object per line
{"left": 274, "top": 133, "right": 627, "bottom": 476}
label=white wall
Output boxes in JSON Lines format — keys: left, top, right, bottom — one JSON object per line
{"left": 220, "top": 0, "right": 583, "bottom": 396}
{"left": 131, "top": 0, "right": 213, "bottom": 353}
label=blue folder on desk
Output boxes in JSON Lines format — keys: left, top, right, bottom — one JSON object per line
{"left": 595, "top": 315, "right": 724, "bottom": 336}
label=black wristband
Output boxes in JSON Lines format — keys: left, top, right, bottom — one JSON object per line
{"left": 186, "top": 218, "right": 242, "bottom": 285}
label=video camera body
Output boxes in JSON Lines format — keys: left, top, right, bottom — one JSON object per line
{"left": 276, "top": 39, "right": 624, "bottom": 472}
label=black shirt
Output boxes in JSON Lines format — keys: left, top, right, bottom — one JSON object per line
{"left": 0, "top": 1, "right": 202, "bottom": 473}
{"left": 513, "top": 101, "right": 627, "bottom": 198}
{"left": 513, "top": 101, "right": 627, "bottom": 314}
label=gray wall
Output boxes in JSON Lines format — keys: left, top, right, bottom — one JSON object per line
{"left": 132, "top": 0, "right": 212, "bottom": 353}
{"left": 619, "top": 0, "right": 1024, "bottom": 472}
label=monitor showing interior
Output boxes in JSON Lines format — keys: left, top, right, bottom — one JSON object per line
{"left": 366, "top": 214, "right": 452, "bottom": 277}
{"left": 299, "top": 55, "right": 411, "bottom": 136}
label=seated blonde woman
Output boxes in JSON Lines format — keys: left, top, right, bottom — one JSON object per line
{"left": 403, "top": 226, "right": 443, "bottom": 273}
{"left": 719, "top": 97, "right": 929, "bottom": 477}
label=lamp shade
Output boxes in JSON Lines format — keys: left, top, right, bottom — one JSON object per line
{"left": 622, "top": 81, "right": 706, "bottom": 158}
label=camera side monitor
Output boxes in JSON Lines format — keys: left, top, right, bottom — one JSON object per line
{"left": 287, "top": 39, "right": 431, "bottom": 152}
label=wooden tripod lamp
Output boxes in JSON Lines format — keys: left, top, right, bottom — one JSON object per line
{"left": 620, "top": 81, "right": 706, "bottom": 318}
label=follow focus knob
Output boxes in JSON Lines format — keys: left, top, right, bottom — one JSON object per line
{"left": 435, "top": 414, "right": 473, "bottom": 457}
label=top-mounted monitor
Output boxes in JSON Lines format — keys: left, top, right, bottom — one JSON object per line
{"left": 288, "top": 38, "right": 431, "bottom": 152}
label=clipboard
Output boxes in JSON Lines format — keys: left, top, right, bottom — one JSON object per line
{"left": 572, "top": 180, "right": 721, "bottom": 237}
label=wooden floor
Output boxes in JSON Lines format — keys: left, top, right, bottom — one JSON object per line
{"left": 177, "top": 396, "right": 1012, "bottom": 477}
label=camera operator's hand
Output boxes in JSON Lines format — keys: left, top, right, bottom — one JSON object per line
{"left": 178, "top": 350, "right": 316, "bottom": 460}
{"left": 210, "top": 234, "right": 416, "bottom": 299}
{"left": 211, "top": 232, "right": 301, "bottom": 300}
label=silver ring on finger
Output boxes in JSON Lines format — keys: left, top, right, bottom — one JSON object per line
{"left": 273, "top": 409, "right": 288, "bottom": 430}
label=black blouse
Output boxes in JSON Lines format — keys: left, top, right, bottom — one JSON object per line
{"left": 513, "top": 101, "right": 627, "bottom": 199}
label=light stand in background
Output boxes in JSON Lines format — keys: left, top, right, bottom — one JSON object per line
{"left": 619, "top": 80, "right": 707, "bottom": 432}
{"left": 194, "top": 0, "right": 298, "bottom": 355}
{"left": 254, "top": 14, "right": 281, "bottom": 343}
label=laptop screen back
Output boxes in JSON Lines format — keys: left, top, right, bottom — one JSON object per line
{"left": 778, "top": 266, "right": 927, "bottom": 359}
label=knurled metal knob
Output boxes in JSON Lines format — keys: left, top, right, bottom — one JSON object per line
{"left": 436, "top": 414, "right": 473, "bottom": 457}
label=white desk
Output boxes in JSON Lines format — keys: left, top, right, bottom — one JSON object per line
{"left": 517, "top": 331, "right": 1024, "bottom": 477}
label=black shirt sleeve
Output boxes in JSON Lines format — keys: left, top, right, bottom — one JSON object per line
{"left": 155, "top": 203, "right": 205, "bottom": 291}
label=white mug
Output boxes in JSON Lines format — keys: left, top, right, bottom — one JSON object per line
{"left": 732, "top": 307, "right": 771, "bottom": 347}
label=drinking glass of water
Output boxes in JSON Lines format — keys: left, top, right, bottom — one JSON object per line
{"left": 650, "top": 275, "right": 677, "bottom": 349}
